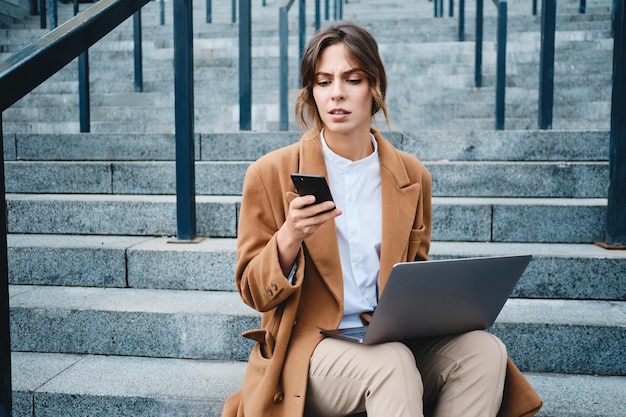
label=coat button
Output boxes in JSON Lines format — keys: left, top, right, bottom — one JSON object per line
{"left": 292, "top": 317, "right": 298, "bottom": 327}
{"left": 273, "top": 392, "right": 284, "bottom": 403}
{"left": 271, "top": 281, "right": 279, "bottom": 291}
{"left": 265, "top": 287, "right": 273, "bottom": 296}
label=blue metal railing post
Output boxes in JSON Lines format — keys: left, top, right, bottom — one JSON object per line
{"left": 299, "top": 0, "right": 305, "bottom": 64}
{"left": 133, "top": 10, "right": 143, "bottom": 92}
{"left": 315, "top": 0, "right": 320, "bottom": 30}
{"left": 325, "top": 0, "right": 329, "bottom": 20}
{"left": 495, "top": 0, "right": 507, "bottom": 130}
{"left": 39, "top": 0, "right": 46, "bottom": 28}
{"left": 474, "top": 0, "right": 483, "bottom": 87}
{"left": 239, "top": 0, "right": 252, "bottom": 130}
{"left": 49, "top": 0, "right": 58, "bottom": 29}
{"left": 160, "top": 0, "right": 165, "bottom": 25}
{"left": 279, "top": 5, "right": 289, "bottom": 131}
{"left": 538, "top": 0, "right": 556, "bottom": 129}
{"left": 579, "top": 0, "right": 585, "bottom": 14}
{"left": 0, "top": 115, "right": 11, "bottom": 417}
{"left": 173, "top": 0, "right": 197, "bottom": 240}
{"left": 458, "top": 0, "right": 465, "bottom": 41}
{"left": 606, "top": 0, "right": 626, "bottom": 247}
{"left": 232, "top": 0, "right": 237, "bottom": 23}
{"left": 206, "top": 0, "right": 212, "bottom": 23}
{"left": 449, "top": 0, "right": 453, "bottom": 17}
{"left": 532, "top": 0, "right": 537, "bottom": 15}
{"left": 78, "top": 51, "right": 90, "bottom": 132}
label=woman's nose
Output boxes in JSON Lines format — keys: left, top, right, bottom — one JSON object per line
{"left": 330, "top": 80, "right": 345, "bottom": 100}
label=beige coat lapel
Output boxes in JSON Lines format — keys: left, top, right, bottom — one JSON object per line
{"left": 375, "top": 130, "right": 422, "bottom": 293}
{"left": 296, "top": 131, "right": 344, "bottom": 308}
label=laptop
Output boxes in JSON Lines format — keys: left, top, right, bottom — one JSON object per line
{"left": 320, "top": 255, "right": 532, "bottom": 344}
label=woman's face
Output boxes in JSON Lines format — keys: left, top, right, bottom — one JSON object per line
{"left": 312, "top": 43, "right": 373, "bottom": 137}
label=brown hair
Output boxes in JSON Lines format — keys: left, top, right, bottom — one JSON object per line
{"left": 295, "top": 22, "right": 389, "bottom": 131}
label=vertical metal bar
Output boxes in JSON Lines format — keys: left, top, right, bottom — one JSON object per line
{"left": 0, "top": 115, "right": 11, "bottom": 417}
{"left": 39, "top": 0, "right": 46, "bottom": 28}
{"left": 458, "top": 0, "right": 465, "bottom": 41}
{"left": 239, "top": 0, "right": 252, "bottom": 130}
{"left": 73, "top": 0, "right": 78, "bottom": 16}
{"left": 339, "top": 0, "right": 343, "bottom": 19}
{"left": 579, "top": 0, "right": 586, "bottom": 14}
{"left": 299, "top": 0, "right": 305, "bottom": 65}
{"left": 434, "top": 0, "right": 438, "bottom": 18}
{"left": 449, "top": 0, "right": 453, "bottom": 17}
{"left": 538, "top": 0, "right": 556, "bottom": 129}
{"left": 49, "top": 0, "right": 57, "bottom": 29}
{"left": 333, "top": 0, "right": 337, "bottom": 20}
{"left": 495, "top": 0, "right": 507, "bottom": 130}
{"left": 315, "top": 0, "right": 320, "bottom": 31}
{"left": 160, "top": 0, "right": 165, "bottom": 25}
{"left": 606, "top": 0, "right": 626, "bottom": 246}
{"left": 174, "top": 0, "right": 197, "bottom": 240}
{"left": 439, "top": 0, "right": 444, "bottom": 17}
{"left": 532, "top": 0, "right": 537, "bottom": 16}
{"left": 325, "top": 0, "right": 329, "bottom": 20}
{"left": 206, "top": 0, "right": 211, "bottom": 23}
{"left": 474, "top": 0, "right": 483, "bottom": 87}
{"left": 78, "top": 51, "right": 90, "bottom": 132}
{"left": 279, "top": 7, "right": 289, "bottom": 131}
{"left": 133, "top": 10, "right": 143, "bottom": 92}
{"left": 232, "top": 0, "right": 236, "bottom": 23}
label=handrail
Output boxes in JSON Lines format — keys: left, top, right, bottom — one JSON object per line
{"left": 0, "top": 0, "right": 150, "bottom": 112}
{"left": 0, "top": 1, "right": 152, "bottom": 411}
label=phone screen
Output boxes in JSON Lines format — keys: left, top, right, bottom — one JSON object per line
{"left": 291, "top": 174, "right": 334, "bottom": 204}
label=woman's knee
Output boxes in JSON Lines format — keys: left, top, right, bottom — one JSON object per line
{"left": 461, "top": 331, "right": 507, "bottom": 380}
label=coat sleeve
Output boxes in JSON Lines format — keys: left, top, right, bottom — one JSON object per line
{"left": 497, "top": 358, "right": 543, "bottom": 417}
{"left": 235, "top": 163, "right": 304, "bottom": 313}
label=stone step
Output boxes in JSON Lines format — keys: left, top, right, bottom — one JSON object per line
{"left": 5, "top": 194, "right": 608, "bottom": 243}
{"left": 4, "top": 130, "right": 609, "bottom": 162}
{"left": 7, "top": 235, "right": 626, "bottom": 300}
{"left": 12, "top": 352, "right": 625, "bottom": 417}
{"left": 4, "top": 159, "right": 609, "bottom": 198}
{"left": 9, "top": 284, "right": 626, "bottom": 375}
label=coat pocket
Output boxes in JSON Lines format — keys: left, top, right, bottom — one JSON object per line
{"left": 243, "top": 328, "right": 276, "bottom": 360}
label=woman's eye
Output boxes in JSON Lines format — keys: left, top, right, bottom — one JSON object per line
{"left": 317, "top": 80, "right": 330, "bottom": 87}
{"left": 347, "top": 78, "right": 362, "bottom": 84}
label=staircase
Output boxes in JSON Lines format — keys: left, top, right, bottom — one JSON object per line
{"left": 3, "top": 0, "right": 626, "bottom": 416}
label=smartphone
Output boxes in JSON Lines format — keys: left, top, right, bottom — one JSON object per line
{"left": 290, "top": 173, "right": 334, "bottom": 204}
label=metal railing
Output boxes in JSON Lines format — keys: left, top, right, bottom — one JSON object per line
{"left": 0, "top": 0, "right": 196, "bottom": 410}
{"left": 279, "top": 0, "right": 342, "bottom": 131}
{"left": 474, "top": 0, "right": 560, "bottom": 130}
{"left": 607, "top": 0, "right": 626, "bottom": 246}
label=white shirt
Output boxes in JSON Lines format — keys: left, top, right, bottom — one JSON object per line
{"left": 321, "top": 131, "right": 383, "bottom": 329}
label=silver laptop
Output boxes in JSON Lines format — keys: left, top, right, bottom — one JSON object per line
{"left": 320, "top": 255, "right": 532, "bottom": 344}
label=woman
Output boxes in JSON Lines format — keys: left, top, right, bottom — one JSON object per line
{"left": 222, "top": 22, "right": 542, "bottom": 417}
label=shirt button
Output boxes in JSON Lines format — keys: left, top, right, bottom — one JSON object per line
{"left": 273, "top": 392, "right": 284, "bottom": 403}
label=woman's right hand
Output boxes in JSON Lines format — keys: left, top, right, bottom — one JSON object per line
{"left": 276, "top": 195, "right": 342, "bottom": 276}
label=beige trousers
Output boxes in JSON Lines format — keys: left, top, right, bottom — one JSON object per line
{"left": 304, "top": 330, "right": 507, "bottom": 417}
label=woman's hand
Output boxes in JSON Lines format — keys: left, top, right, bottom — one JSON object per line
{"left": 276, "top": 195, "right": 342, "bottom": 276}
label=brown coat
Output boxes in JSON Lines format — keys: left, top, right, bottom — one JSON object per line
{"left": 222, "top": 129, "right": 542, "bottom": 417}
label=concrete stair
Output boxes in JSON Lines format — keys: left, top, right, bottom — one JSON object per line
{"left": 3, "top": 0, "right": 625, "bottom": 416}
